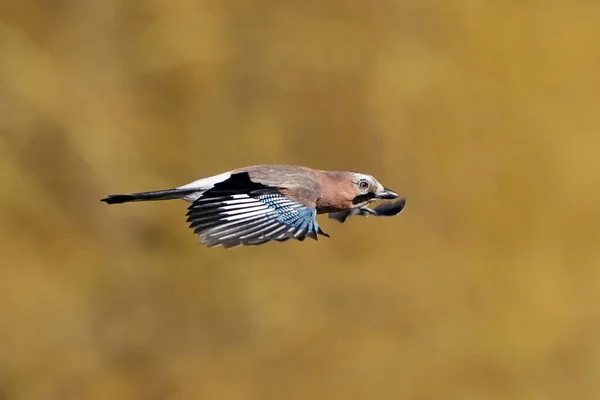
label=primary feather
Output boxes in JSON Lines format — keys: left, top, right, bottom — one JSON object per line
{"left": 185, "top": 175, "right": 327, "bottom": 248}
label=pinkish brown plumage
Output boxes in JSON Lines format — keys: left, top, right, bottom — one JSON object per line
{"left": 101, "top": 164, "right": 404, "bottom": 248}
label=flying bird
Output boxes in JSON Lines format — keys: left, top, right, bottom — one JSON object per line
{"left": 101, "top": 164, "right": 406, "bottom": 248}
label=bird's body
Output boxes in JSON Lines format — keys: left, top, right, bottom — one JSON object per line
{"left": 102, "top": 164, "right": 405, "bottom": 248}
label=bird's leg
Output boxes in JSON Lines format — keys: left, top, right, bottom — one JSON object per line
{"left": 358, "top": 206, "right": 377, "bottom": 217}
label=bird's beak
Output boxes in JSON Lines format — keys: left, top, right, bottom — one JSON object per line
{"left": 377, "top": 187, "right": 399, "bottom": 200}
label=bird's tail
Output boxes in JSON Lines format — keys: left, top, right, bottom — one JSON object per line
{"left": 101, "top": 188, "right": 197, "bottom": 204}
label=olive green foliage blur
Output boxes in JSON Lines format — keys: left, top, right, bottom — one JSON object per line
{"left": 1, "top": 1, "right": 599, "bottom": 399}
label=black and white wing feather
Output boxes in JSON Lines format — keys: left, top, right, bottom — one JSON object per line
{"left": 186, "top": 173, "right": 328, "bottom": 248}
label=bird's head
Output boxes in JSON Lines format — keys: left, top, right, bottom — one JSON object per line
{"left": 344, "top": 172, "right": 399, "bottom": 208}
{"left": 317, "top": 170, "right": 400, "bottom": 213}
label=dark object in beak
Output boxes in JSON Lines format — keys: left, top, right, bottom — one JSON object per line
{"left": 377, "top": 188, "right": 399, "bottom": 200}
{"left": 329, "top": 198, "right": 406, "bottom": 223}
{"left": 372, "top": 198, "right": 406, "bottom": 216}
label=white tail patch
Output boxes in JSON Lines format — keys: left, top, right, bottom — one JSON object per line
{"left": 178, "top": 172, "right": 232, "bottom": 202}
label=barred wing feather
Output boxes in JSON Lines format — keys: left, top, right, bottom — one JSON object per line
{"left": 186, "top": 173, "right": 328, "bottom": 248}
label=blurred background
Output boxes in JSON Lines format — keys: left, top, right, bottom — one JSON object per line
{"left": 1, "top": 0, "right": 599, "bottom": 399}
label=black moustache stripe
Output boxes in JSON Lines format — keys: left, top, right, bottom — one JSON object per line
{"left": 352, "top": 193, "right": 376, "bottom": 205}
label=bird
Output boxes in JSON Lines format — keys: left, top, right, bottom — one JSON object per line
{"left": 101, "top": 164, "right": 406, "bottom": 248}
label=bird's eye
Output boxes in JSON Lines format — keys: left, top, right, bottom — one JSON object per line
{"left": 358, "top": 180, "right": 369, "bottom": 190}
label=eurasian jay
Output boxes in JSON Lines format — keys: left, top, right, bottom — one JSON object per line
{"left": 101, "top": 164, "right": 406, "bottom": 248}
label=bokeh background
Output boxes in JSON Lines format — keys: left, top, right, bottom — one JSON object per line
{"left": 1, "top": 0, "right": 599, "bottom": 399}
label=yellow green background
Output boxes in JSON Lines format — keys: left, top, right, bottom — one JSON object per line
{"left": 1, "top": 1, "right": 599, "bottom": 399}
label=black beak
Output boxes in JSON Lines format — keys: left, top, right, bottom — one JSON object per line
{"left": 377, "top": 188, "right": 399, "bottom": 200}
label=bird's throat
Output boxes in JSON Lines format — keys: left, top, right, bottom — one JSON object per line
{"left": 352, "top": 192, "right": 376, "bottom": 205}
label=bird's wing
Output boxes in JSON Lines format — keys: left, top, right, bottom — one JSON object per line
{"left": 186, "top": 172, "right": 329, "bottom": 248}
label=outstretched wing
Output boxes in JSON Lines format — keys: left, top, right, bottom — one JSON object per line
{"left": 186, "top": 172, "right": 329, "bottom": 248}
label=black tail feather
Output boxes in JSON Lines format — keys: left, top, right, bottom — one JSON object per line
{"left": 101, "top": 188, "right": 195, "bottom": 204}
